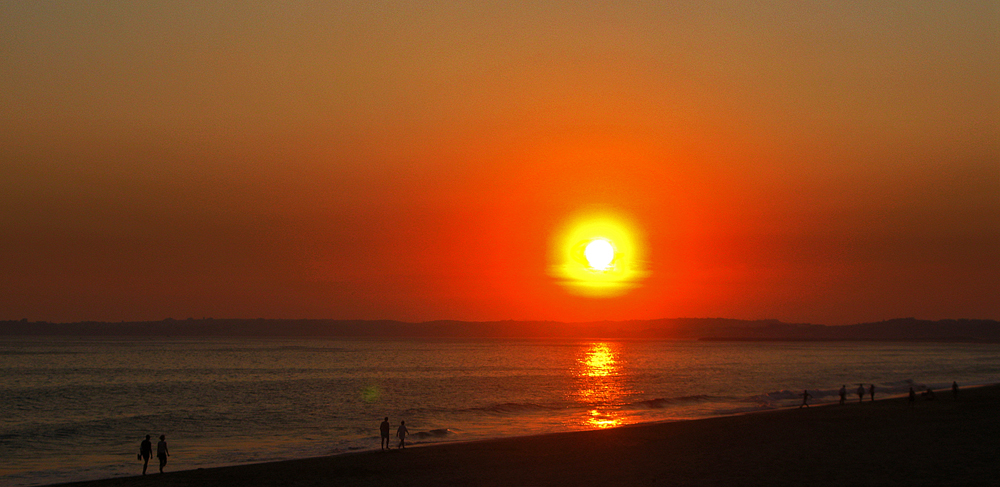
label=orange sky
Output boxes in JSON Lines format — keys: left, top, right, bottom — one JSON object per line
{"left": 2, "top": 2, "right": 997, "bottom": 324}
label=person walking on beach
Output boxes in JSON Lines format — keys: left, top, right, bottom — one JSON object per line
{"left": 952, "top": 381, "right": 959, "bottom": 399}
{"left": 909, "top": 386, "right": 916, "bottom": 407}
{"left": 380, "top": 417, "right": 391, "bottom": 451}
{"left": 156, "top": 435, "right": 169, "bottom": 473}
{"left": 397, "top": 420, "right": 408, "bottom": 449}
{"left": 869, "top": 384, "right": 875, "bottom": 402}
{"left": 856, "top": 384, "right": 865, "bottom": 403}
{"left": 799, "top": 390, "right": 811, "bottom": 408}
{"left": 138, "top": 435, "right": 152, "bottom": 475}
{"left": 839, "top": 385, "right": 846, "bottom": 405}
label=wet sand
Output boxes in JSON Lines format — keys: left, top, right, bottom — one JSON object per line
{"left": 61, "top": 384, "right": 999, "bottom": 487}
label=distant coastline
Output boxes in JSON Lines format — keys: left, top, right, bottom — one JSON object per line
{"left": 2, "top": 317, "right": 999, "bottom": 342}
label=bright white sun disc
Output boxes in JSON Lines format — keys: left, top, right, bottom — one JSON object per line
{"left": 584, "top": 239, "right": 615, "bottom": 270}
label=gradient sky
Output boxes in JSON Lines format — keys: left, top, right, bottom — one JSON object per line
{"left": 2, "top": 1, "right": 997, "bottom": 324}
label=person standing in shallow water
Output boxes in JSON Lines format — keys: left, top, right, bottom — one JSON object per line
{"left": 869, "top": 384, "right": 875, "bottom": 402}
{"left": 839, "top": 385, "right": 847, "bottom": 405}
{"left": 856, "top": 384, "right": 865, "bottom": 403}
{"left": 799, "top": 390, "right": 811, "bottom": 408}
{"left": 380, "top": 417, "right": 391, "bottom": 451}
{"left": 397, "top": 420, "right": 408, "bottom": 449}
{"left": 156, "top": 435, "right": 169, "bottom": 473}
{"left": 138, "top": 435, "right": 152, "bottom": 475}
{"left": 952, "top": 381, "right": 959, "bottom": 399}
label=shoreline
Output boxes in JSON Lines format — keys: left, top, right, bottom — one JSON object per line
{"left": 57, "top": 384, "right": 999, "bottom": 487}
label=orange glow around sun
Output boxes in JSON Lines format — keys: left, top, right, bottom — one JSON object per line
{"left": 549, "top": 211, "right": 649, "bottom": 297}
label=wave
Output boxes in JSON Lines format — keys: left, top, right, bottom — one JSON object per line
{"left": 412, "top": 428, "right": 454, "bottom": 439}
{"left": 748, "top": 387, "right": 858, "bottom": 405}
{"left": 464, "top": 402, "right": 564, "bottom": 414}
{"left": 749, "top": 389, "right": 806, "bottom": 402}
{"left": 714, "top": 404, "right": 778, "bottom": 415}
{"left": 403, "top": 402, "right": 564, "bottom": 417}
{"left": 748, "top": 379, "right": 962, "bottom": 406}
{"left": 869, "top": 380, "right": 965, "bottom": 395}
{"left": 879, "top": 379, "right": 931, "bottom": 392}
{"left": 629, "top": 395, "right": 712, "bottom": 409}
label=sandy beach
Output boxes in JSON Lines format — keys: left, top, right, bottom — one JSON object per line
{"left": 60, "top": 384, "right": 998, "bottom": 487}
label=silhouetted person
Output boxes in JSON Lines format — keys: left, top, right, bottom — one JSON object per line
{"left": 380, "top": 417, "right": 391, "bottom": 450}
{"left": 799, "top": 390, "right": 811, "bottom": 408}
{"left": 869, "top": 384, "right": 875, "bottom": 402}
{"left": 952, "top": 381, "right": 959, "bottom": 399}
{"left": 139, "top": 435, "right": 152, "bottom": 475}
{"left": 397, "top": 421, "right": 408, "bottom": 449}
{"left": 856, "top": 384, "right": 865, "bottom": 403}
{"left": 909, "top": 386, "right": 916, "bottom": 407}
{"left": 839, "top": 385, "right": 846, "bottom": 405}
{"left": 156, "top": 435, "right": 169, "bottom": 473}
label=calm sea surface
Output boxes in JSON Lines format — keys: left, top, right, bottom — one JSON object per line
{"left": 2, "top": 338, "right": 999, "bottom": 486}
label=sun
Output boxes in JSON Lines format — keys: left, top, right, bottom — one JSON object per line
{"left": 584, "top": 239, "right": 615, "bottom": 271}
{"left": 549, "top": 211, "right": 648, "bottom": 297}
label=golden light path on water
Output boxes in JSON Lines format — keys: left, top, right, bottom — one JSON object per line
{"left": 549, "top": 212, "right": 649, "bottom": 297}
{"left": 576, "top": 342, "right": 633, "bottom": 428}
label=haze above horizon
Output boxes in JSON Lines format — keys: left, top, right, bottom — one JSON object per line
{"left": 2, "top": 2, "right": 997, "bottom": 325}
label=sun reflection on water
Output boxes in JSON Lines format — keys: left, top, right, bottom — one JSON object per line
{"left": 575, "top": 342, "right": 634, "bottom": 428}
{"left": 583, "top": 343, "right": 616, "bottom": 377}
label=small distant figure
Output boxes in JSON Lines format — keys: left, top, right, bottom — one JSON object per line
{"left": 952, "top": 381, "right": 959, "bottom": 399}
{"left": 799, "top": 390, "right": 811, "bottom": 408}
{"left": 839, "top": 385, "right": 846, "bottom": 405}
{"left": 156, "top": 435, "right": 169, "bottom": 473}
{"left": 380, "top": 417, "right": 391, "bottom": 451}
{"left": 908, "top": 386, "right": 916, "bottom": 407}
{"left": 397, "top": 420, "right": 408, "bottom": 449}
{"left": 856, "top": 384, "right": 865, "bottom": 403}
{"left": 869, "top": 384, "right": 875, "bottom": 402}
{"left": 138, "top": 435, "right": 152, "bottom": 475}
{"left": 922, "top": 388, "right": 936, "bottom": 400}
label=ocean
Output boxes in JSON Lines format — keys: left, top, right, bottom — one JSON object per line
{"left": 2, "top": 337, "right": 999, "bottom": 486}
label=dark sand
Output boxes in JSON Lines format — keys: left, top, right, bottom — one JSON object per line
{"left": 63, "top": 385, "right": 999, "bottom": 487}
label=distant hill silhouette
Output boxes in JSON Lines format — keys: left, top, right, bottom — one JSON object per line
{"left": 2, "top": 317, "right": 999, "bottom": 342}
